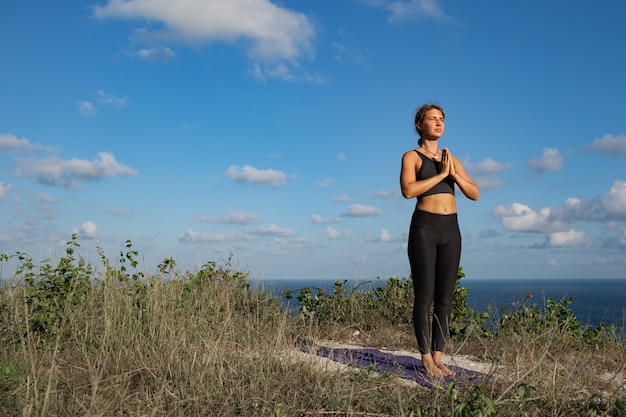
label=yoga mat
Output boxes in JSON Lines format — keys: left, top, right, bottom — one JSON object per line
{"left": 306, "top": 346, "right": 487, "bottom": 388}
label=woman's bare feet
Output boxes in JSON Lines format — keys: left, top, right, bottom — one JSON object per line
{"left": 423, "top": 352, "right": 455, "bottom": 377}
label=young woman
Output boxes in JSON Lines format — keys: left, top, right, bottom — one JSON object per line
{"left": 400, "top": 103, "right": 479, "bottom": 377}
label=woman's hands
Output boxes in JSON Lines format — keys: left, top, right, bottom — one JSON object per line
{"left": 440, "top": 147, "right": 456, "bottom": 179}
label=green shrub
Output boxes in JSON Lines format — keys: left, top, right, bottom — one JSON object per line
{"left": 18, "top": 235, "right": 92, "bottom": 337}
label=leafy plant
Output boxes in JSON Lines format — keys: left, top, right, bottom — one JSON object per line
{"left": 20, "top": 234, "right": 92, "bottom": 336}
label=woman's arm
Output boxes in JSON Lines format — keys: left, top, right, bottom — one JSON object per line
{"left": 400, "top": 150, "right": 447, "bottom": 199}
{"left": 449, "top": 154, "right": 479, "bottom": 201}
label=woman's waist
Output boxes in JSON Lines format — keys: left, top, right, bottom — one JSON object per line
{"left": 415, "top": 195, "right": 457, "bottom": 215}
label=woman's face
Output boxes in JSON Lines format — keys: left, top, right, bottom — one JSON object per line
{"left": 417, "top": 109, "right": 445, "bottom": 139}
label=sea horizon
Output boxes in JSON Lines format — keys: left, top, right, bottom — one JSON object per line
{"left": 253, "top": 276, "right": 626, "bottom": 328}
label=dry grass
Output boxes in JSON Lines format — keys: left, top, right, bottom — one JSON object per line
{"left": 0, "top": 262, "right": 624, "bottom": 416}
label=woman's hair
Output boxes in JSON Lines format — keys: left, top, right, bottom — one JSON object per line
{"left": 414, "top": 103, "right": 445, "bottom": 145}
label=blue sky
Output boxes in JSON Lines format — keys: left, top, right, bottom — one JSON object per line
{"left": 1, "top": 0, "right": 625, "bottom": 281}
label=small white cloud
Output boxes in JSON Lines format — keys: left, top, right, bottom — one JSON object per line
{"left": 136, "top": 46, "right": 176, "bottom": 61}
{"left": 602, "top": 180, "right": 626, "bottom": 218}
{"left": 178, "top": 230, "right": 238, "bottom": 243}
{"left": 337, "top": 153, "right": 347, "bottom": 162}
{"left": 77, "top": 100, "right": 97, "bottom": 116}
{"left": 549, "top": 229, "right": 587, "bottom": 247}
{"left": 199, "top": 210, "right": 259, "bottom": 224}
{"left": 388, "top": 0, "right": 447, "bottom": 22}
{"left": 527, "top": 148, "right": 563, "bottom": 173}
{"left": 588, "top": 134, "right": 626, "bottom": 155}
{"left": 332, "top": 194, "right": 350, "bottom": 202}
{"left": 0, "top": 183, "right": 9, "bottom": 200}
{"left": 316, "top": 178, "right": 332, "bottom": 188}
{"left": 474, "top": 176, "right": 505, "bottom": 190}
{"left": 344, "top": 204, "right": 383, "bottom": 217}
{"left": 244, "top": 224, "right": 293, "bottom": 237}
{"left": 359, "top": 0, "right": 448, "bottom": 23}
{"left": 97, "top": 90, "right": 128, "bottom": 107}
{"left": 370, "top": 189, "right": 399, "bottom": 200}
{"left": 225, "top": 165, "right": 287, "bottom": 187}
{"left": 378, "top": 229, "right": 391, "bottom": 242}
{"left": 472, "top": 158, "right": 513, "bottom": 175}
{"left": 80, "top": 221, "right": 98, "bottom": 239}
{"left": 326, "top": 226, "right": 350, "bottom": 240}
{"left": 310, "top": 214, "right": 341, "bottom": 224}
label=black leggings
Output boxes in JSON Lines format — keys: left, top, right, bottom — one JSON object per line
{"left": 407, "top": 210, "right": 461, "bottom": 354}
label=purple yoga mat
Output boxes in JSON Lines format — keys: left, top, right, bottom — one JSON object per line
{"left": 305, "top": 346, "right": 487, "bottom": 388}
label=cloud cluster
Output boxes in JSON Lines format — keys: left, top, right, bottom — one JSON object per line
{"left": 14, "top": 152, "right": 138, "bottom": 189}
{"left": 1, "top": 132, "right": 138, "bottom": 192}
{"left": 493, "top": 181, "right": 626, "bottom": 248}
{"left": 77, "top": 90, "right": 128, "bottom": 117}
{"left": 92, "top": 0, "right": 315, "bottom": 65}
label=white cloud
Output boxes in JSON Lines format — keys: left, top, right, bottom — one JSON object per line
{"left": 0, "top": 183, "right": 9, "bottom": 200}
{"left": 388, "top": 0, "right": 447, "bottom": 21}
{"left": 14, "top": 152, "right": 138, "bottom": 189}
{"left": 337, "top": 153, "right": 347, "bottom": 162}
{"left": 198, "top": 210, "right": 260, "bottom": 224}
{"left": 326, "top": 226, "right": 350, "bottom": 240}
{"left": 178, "top": 230, "right": 238, "bottom": 243}
{"left": 492, "top": 202, "right": 567, "bottom": 232}
{"left": 316, "top": 178, "right": 332, "bottom": 188}
{"left": 225, "top": 165, "right": 287, "bottom": 187}
{"left": 377, "top": 229, "right": 392, "bottom": 242}
{"left": 344, "top": 204, "right": 383, "bottom": 217}
{"left": 244, "top": 224, "right": 293, "bottom": 237}
{"left": 602, "top": 180, "right": 626, "bottom": 218}
{"left": 0, "top": 133, "right": 48, "bottom": 153}
{"left": 527, "top": 148, "right": 563, "bottom": 173}
{"left": 77, "top": 100, "right": 97, "bottom": 116}
{"left": 472, "top": 158, "right": 513, "bottom": 175}
{"left": 310, "top": 214, "right": 341, "bottom": 224}
{"left": 359, "top": 0, "right": 447, "bottom": 22}
{"left": 105, "top": 207, "right": 130, "bottom": 217}
{"left": 92, "top": 0, "right": 315, "bottom": 62}
{"left": 97, "top": 90, "right": 129, "bottom": 107}
{"left": 81, "top": 221, "right": 98, "bottom": 239}
{"left": 588, "top": 134, "right": 626, "bottom": 155}
{"left": 474, "top": 176, "right": 505, "bottom": 191}
{"left": 332, "top": 194, "right": 350, "bottom": 202}
{"left": 136, "top": 46, "right": 176, "bottom": 61}
{"left": 38, "top": 192, "right": 57, "bottom": 203}
{"left": 371, "top": 189, "right": 400, "bottom": 199}
{"left": 549, "top": 229, "right": 588, "bottom": 247}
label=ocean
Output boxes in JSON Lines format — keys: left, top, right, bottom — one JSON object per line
{"left": 253, "top": 277, "right": 626, "bottom": 328}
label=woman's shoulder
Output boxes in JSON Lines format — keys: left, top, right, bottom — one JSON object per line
{"left": 402, "top": 149, "right": 420, "bottom": 159}
{"left": 402, "top": 149, "right": 424, "bottom": 172}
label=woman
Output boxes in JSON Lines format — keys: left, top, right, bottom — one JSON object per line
{"left": 400, "top": 103, "right": 479, "bottom": 377}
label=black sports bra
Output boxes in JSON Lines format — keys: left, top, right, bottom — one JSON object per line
{"left": 414, "top": 150, "right": 455, "bottom": 199}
